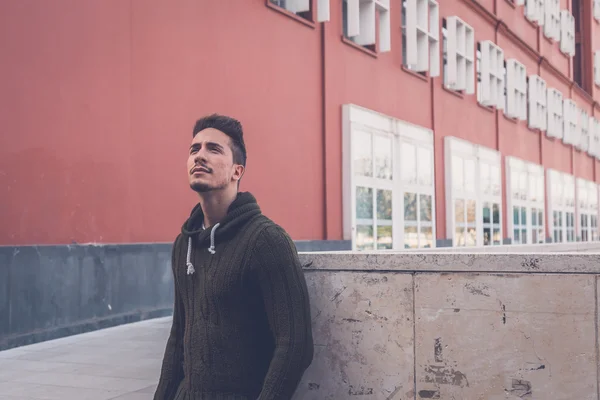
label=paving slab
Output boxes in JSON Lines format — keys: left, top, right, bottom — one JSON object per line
{"left": 0, "top": 317, "right": 170, "bottom": 400}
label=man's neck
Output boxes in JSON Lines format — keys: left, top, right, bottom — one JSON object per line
{"left": 198, "top": 187, "right": 238, "bottom": 228}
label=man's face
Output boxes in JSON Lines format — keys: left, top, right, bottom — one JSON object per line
{"left": 187, "top": 128, "right": 243, "bottom": 193}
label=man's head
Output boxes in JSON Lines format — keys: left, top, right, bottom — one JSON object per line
{"left": 188, "top": 114, "right": 247, "bottom": 194}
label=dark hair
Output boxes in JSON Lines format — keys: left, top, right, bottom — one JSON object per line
{"left": 192, "top": 114, "right": 247, "bottom": 167}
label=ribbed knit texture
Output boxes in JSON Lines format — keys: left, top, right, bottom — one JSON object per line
{"left": 154, "top": 192, "right": 314, "bottom": 400}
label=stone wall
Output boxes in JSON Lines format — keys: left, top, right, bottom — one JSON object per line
{"left": 293, "top": 252, "right": 600, "bottom": 400}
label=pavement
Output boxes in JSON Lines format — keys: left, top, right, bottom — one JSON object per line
{"left": 0, "top": 317, "right": 172, "bottom": 400}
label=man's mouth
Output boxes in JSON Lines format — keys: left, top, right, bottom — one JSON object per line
{"left": 191, "top": 166, "right": 211, "bottom": 174}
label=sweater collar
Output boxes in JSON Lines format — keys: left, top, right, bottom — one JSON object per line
{"left": 181, "top": 192, "right": 261, "bottom": 273}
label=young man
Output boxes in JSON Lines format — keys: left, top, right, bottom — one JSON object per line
{"left": 154, "top": 114, "right": 314, "bottom": 400}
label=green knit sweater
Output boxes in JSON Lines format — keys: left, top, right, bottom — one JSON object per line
{"left": 154, "top": 192, "right": 314, "bottom": 400}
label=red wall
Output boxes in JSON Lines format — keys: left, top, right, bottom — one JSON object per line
{"left": 0, "top": 0, "right": 324, "bottom": 245}
{"left": 2, "top": 0, "right": 600, "bottom": 245}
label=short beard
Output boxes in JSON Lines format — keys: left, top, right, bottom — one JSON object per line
{"left": 190, "top": 182, "right": 213, "bottom": 193}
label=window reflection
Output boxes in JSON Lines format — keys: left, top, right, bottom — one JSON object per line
{"left": 353, "top": 131, "right": 372, "bottom": 177}
{"left": 418, "top": 147, "right": 432, "bottom": 186}
{"left": 356, "top": 187, "right": 373, "bottom": 219}
{"left": 401, "top": 142, "right": 417, "bottom": 185}
{"left": 374, "top": 135, "right": 393, "bottom": 180}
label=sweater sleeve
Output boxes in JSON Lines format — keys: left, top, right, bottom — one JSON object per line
{"left": 154, "top": 240, "right": 185, "bottom": 400}
{"left": 251, "top": 225, "right": 314, "bottom": 400}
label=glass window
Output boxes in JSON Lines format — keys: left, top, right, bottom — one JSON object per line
{"left": 401, "top": 142, "right": 417, "bottom": 185}
{"left": 374, "top": 136, "right": 393, "bottom": 180}
{"left": 353, "top": 131, "right": 372, "bottom": 177}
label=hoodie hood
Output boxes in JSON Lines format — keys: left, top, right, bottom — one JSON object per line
{"left": 181, "top": 192, "right": 262, "bottom": 274}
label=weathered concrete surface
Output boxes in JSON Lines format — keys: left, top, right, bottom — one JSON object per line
{"left": 414, "top": 273, "right": 597, "bottom": 400}
{"left": 294, "top": 272, "right": 415, "bottom": 400}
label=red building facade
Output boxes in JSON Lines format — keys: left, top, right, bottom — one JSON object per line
{"left": 1, "top": 0, "right": 599, "bottom": 251}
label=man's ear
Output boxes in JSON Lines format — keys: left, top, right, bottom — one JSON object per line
{"left": 232, "top": 164, "right": 245, "bottom": 182}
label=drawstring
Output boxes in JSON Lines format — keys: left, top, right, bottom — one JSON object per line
{"left": 186, "top": 237, "right": 195, "bottom": 275}
{"left": 208, "top": 223, "right": 220, "bottom": 254}
{"left": 185, "top": 223, "right": 221, "bottom": 275}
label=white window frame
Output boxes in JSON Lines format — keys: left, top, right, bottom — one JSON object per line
{"left": 506, "top": 157, "right": 546, "bottom": 245}
{"left": 578, "top": 108, "right": 590, "bottom": 152}
{"left": 544, "top": 0, "right": 561, "bottom": 41}
{"left": 547, "top": 169, "right": 576, "bottom": 243}
{"left": 546, "top": 88, "right": 564, "bottom": 139}
{"left": 595, "top": 51, "right": 600, "bottom": 87}
{"left": 444, "top": 16, "right": 475, "bottom": 94}
{"left": 577, "top": 178, "right": 599, "bottom": 242}
{"left": 560, "top": 10, "right": 575, "bottom": 57}
{"left": 505, "top": 59, "right": 527, "bottom": 120}
{"left": 342, "top": 104, "right": 436, "bottom": 251}
{"left": 445, "top": 136, "right": 502, "bottom": 247}
{"left": 478, "top": 41, "right": 504, "bottom": 109}
{"left": 591, "top": 117, "right": 600, "bottom": 159}
{"left": 270, "top": 0, "right": 331, "bottom": 21}
{"left": 404, "top": 0, "right": 440, "bottom": 76}
{"left": 525, "top": 0, "right": 545, "bottom": 25}
{"left": 563, "top": 99, "right": 579, "bottom": 146}
{"left": 345, "top": 0, "right": 391, "bottom": 52}
{"left": 528, "top": 75, "right": 547, "bottom": 131}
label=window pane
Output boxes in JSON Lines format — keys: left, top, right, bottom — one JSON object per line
{"left": 532, "top": 230, "right": 538, "bottom": 244}
{"left": 528, "top": 174, "right": 536, "bottom": 201}
{"left": 356, "top": 186, "right": 373, "bottom": 219}
{"left": 377, "top": 225, "right": 393, "bottom": 249}
{"left": 405, "top": 226, "right": 418, "bottom": 249}
{"left": 466, "top": 227, "right": 477, "bottom": 246}
{"left": 452, "top": 156, "right": 464, "bottom": 193}
{"left": 455, "top": 227, "right": 465, "bottom": 246}
{"left": 521, "top": 207, "right": 527, "bottom": 225}
{"left": 511, "top": 170, "right": 519, "bottom": 199}
{"left": 483, "top": 227, "right": 491, "bottom": 245}
{"left": 491, "top": 166, "right": 500, "bottom": 196}
{"left": 377, "top": 189, "right": 393, "bottom": 220}
{"left": 420, "top": 227, "right": 433, "bottom": 248}
{"left": 513, "top": 207, "right": 520, "bottom": 225}
{"left": 481, "top": 163, "right": 490, "bottom": 195}
{"left": 483, "top": 203, "right": 491, "bottom": 224}
{"left": 401, "top": 142, "right": 417, "bottom": 185}
{"left": 532, "top": 209, "right": 538, "bottom": 226}
{"left": 465, "top": 159, "right": 476, "bottom": 194}
{"left": 404, "top": 192, "right": 417, "bottom": 221}
{"left": 493, "top": 228, "right": 501, "bottom": 245}
{"left": 353, "top": 131, "right": 372, "bottom": 177}
{"left": 467, "top": 200, "right": 476, "bottom": 224}
{"left": 537, "top": 175, "right": 544, "bottom": 201}
{"left": 420, "top": 194, "right": 432, "bottom": 222}
{"left": 493, "top": 203, "right": 500, "bottom": 225}
{"left": 519, "top": 172, "right": 527, "bottom": 200}
{"left": 356, "top": 225, "right": 374, "bottom": 250}
{"left": 374, "top": 135, "right": 393, "bottom": 180}
{"left": 521, "top": 229, "right": 527, "bottom": 244}
{"left": 514, "top": 229, "right": 520, "bottom": 243}
{"left": 538, "top": 211, "right": 544, "bottom": 227}
{"left": 418, "top": 147, "right": 432, "bottom": 186}
{"left": 455, "top": 199, "right": 465, "bottom": 224}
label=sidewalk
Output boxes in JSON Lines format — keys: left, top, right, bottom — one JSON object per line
{"left": 0, "top": 317, "right": 171, "bottom": 400}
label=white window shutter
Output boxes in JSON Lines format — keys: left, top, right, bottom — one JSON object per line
{"left": 347, "top": 0, "right": 360, "bottom": 37}
{"left": 317, "top": 0, "right": 330, "bottom": 22}
{"left": 378, "top": 5, "right": 391, "bottom": 52}
{"left": 465, "top": 25, "right": 475, "bottom": 95}
{"left": 506, "top": 60, "right": 517, "bottom": 118}
{"left": 539, "top": 79, "right": 547, "bottom": 131}
{"left": 595, "top": 0, "right": 600, "bottom": 21}
{"left": 543, "top": 0, "right": 553, "bottom": 38}
{"left": 516, "top": 0, "right": 525, "bottom": 5}
{"left": 519, "top": 65, "right": 527, "bottom": 120}
{"left": 528, "top": 76, "right": 538, "bottom": 129}
{"left": 525, "top": 0, "right": 538, "bottom": 22}
{"left": 355, "top": 0, "right": 376, "bottom": 46}
{"left": 480, "top": 41, "right": 492, "bottom": 106}
{"left": 446, "top": 17, "right": 458, "bottom": 89}
{"left": 496, "top": 47, "right": 505, "bottom": 110}
{"left": 286, "top": 0, "right": 310, "bottom": 13}
{"left": 405, "top": 0, "right": 418, "bottom": 67}
{"left": 429, "top": 1, "right": 440, "bottom": 77}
